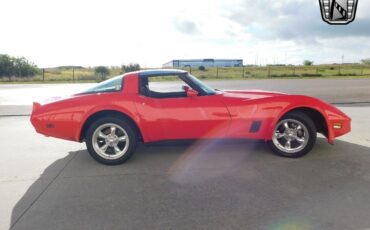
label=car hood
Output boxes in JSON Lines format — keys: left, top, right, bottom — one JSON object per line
{"left": 220, "top": 90, "right": 287, "bottom": 100}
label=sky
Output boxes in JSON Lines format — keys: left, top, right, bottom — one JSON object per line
{"left": 0, "top": 0, "right": 369, "bottom": 68}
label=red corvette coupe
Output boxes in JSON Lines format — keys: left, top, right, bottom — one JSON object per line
{"left": 31, "top": 69, "right": 351, "bottom": 165}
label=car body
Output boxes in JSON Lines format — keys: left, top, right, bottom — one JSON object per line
{"left": 31, "top": 69, "right": 351, "bottom": 164}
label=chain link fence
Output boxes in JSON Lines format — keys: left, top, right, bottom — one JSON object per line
{"left": 1, "top": 64, "right": 370, "bottom": 82}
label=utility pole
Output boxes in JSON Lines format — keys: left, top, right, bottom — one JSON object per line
{"left": 285, "top": 52, "right": 287, "bottom": 65}
{"left": 338, "top": 54, "right": 344, "bottom": 75}
{"left": 338, "top": 65, "right": 341, "bottom": 75}
{"left": 339, "top": 54, "right": 344, "bottom": 75}
{"left": 254, "top": 55, "right": 257, "bottom": 66}
{"left": 72, "top": 67, "right": 75, "bottom": 81}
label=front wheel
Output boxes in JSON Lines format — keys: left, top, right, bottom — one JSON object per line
{"left": 268, "top": 112, "right": 317, "bottom": 158}
{"left": 86, "top": 117, "right": 137, "bottom": 165}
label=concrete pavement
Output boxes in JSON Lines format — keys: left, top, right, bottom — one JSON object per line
{"left": 1, "top": 105, "right": 370, "bottom": 230}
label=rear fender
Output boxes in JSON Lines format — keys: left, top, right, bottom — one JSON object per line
{"left": 76, "top": 105, "right": 144, "bottom": 142}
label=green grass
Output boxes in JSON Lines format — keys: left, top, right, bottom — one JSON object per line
{"left": 183, "top": 64, "right": 370, "bottom": 80}
{"left": 1, "top": 64, "right": 370, "bottom": 83}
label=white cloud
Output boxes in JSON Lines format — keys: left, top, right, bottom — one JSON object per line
{"left": 0, "top": 0, "right": 369, "bottom": 67}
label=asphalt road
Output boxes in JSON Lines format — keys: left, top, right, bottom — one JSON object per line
{"left": 1, "top": 80, "right": 370, "bottom": 230}
{"left": 1, "top": 78, "right": 370, "bottom": 115}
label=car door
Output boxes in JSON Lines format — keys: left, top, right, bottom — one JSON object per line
{"left": 134, "top": 74, "right": 231, "bottom": 141}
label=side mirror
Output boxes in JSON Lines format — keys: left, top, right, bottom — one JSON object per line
{"left": 186, "top": 88, "right": 198, "bottom": 97}
{"left": 182, "top": 85, "right": 189, "bottom": 91}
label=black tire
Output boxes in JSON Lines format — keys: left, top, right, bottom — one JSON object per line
{"left": 268, "top": 111, "right": 317, "bottom": 158}
{"left": 85, "top": 117, "right": 137, "bottom": 165}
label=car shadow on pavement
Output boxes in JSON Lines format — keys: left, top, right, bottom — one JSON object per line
{"left": 9, "top": 139, "right": 370, "bottom": 230}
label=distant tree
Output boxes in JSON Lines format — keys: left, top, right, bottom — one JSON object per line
{"left": 13, "top": 57, "right": 39, "bottom": 77}
{"left": 94, "top": 66, "right": 110, "bottom": 81}
{"left": 198, "top": 65, "right": 206, "bottom": 71}
{"left": 361, "top": 58, "right": 370, "bottom": 65}
{"left": 0, "top": 54, "right": 14, "bottom": 79}
{"left": 303, "top": 60, "right": 314, "bottom": 66}
{"left": 121, "top": 64, "right": 140, "bottom": 73}
{"left": 0, "top": 54, "right": 38, "bottom": 79}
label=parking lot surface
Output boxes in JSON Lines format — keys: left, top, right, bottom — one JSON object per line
{"left": 1, "top": 79, "right": 370, "bottom": 230}
{"left": 0, "top": 105, "right": 369, "bottom": 230}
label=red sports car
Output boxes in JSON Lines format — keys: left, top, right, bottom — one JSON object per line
{"left": 31, "top": 69, "right": 351, "bottom": 165}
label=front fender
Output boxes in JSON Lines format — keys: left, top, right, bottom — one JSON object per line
{"left": 261, "top": 95, "right": 348, "bottom": 144}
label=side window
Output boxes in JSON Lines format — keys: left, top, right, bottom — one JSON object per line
{"left": 81, "top": 75, "right": 123, "bottom": 94}
{"left": 148, "top": 75, "right": 187, "bottom": 93}
{"left": 140, "top": 75, "right": 191, "bottom": 99}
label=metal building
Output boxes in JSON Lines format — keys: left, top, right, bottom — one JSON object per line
{"left": 163, "top": 59, "right": 243, "bottom": 68}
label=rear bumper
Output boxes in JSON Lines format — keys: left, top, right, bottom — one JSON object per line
{"left": 30, "top": 102, "right": 43, "bottom": 134}
{"left": 30, "top": 102, "right": 80, "bottom": 141}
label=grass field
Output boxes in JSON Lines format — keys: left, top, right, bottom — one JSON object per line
{"left": 1, "top": 64, "right": 370, "bottom": 83}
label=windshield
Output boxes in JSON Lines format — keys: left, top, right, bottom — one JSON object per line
{"left": 81, "top": 75, "right": 123, "bottom": 94}
{"left": 187, "top": 74, "right": 216, "bottom": 95}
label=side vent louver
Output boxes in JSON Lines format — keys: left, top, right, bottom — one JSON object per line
{"left": 250, "top": 121, "right": 262, "bottom": 133}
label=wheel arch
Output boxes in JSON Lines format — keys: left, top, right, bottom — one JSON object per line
{"left": 79, "top": 110, "right": 143, "bottom": 142}
{"left": 283, "top": 107, "right": 329, "bottom": 138}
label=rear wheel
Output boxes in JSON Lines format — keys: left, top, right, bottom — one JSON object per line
{"left": 86, "top": 117, "right": 137, "bottom": 165}
{"left": 268, "top": 112, "right": 316, "bottom": 158}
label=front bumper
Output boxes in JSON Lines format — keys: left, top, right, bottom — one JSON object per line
{"left": 328, "top": 117, "right": 351, "bottom": 144}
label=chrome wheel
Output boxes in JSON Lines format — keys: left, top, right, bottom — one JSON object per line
{"left": 272, "top": 119, "right": 309, "bottom": 154}
{"left": 92, "top": 123, "right": 129, "bottom": 160}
